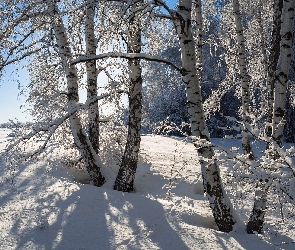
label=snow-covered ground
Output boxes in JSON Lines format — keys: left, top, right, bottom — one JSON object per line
{"left": 0, "top": 128, "right": 294, "bottom": 249}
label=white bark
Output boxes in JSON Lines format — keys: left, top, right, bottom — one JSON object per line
{"left": 272, "top": 0, "right": 295, "bottom": 147}
{"left": 247, "top": 0, "right": 294, "bottom": 234}
{"left": 194, "top": 0, "right": 203, "bottom": 81}
{"left": 174, "top": 0, "right": 235, "bottom": 232}
{"left": 114, "top": 3, "right": 143, "bottom": 192}
{"left": 50, "top": 1, "right": 105, "bottom": 186}
{"left": 266, "top": 0, "right": 283, "bottom": 140}
{"left": 247, "top": 181, "right": 267, "bottom": 234}
{"left": 86, "top": 0, "right": 100, "bottom": 153}
{"left": 232, "top": 0, "right": 254, "bottom": 159}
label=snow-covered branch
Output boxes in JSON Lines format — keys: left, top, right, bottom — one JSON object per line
{"left": 4, "top": 91, "right": 123, "bottom": 156}
{"left": 72, "top": 52, "right": 183, "bottom": 73}
{"left": 0, "top": 46, "right": 46, "bottom": 71}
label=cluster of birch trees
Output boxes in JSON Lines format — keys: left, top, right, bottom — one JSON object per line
{"left": 1, "top": 0, "right": 295, "bottom": 234}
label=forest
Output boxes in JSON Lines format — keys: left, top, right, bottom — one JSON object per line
{"left": 0, "top": 0, "right": 295, "bottom": 248}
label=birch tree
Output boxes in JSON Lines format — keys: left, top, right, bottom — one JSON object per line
{"left": 247, "top": 0, "right": 295, "bottom": 234}
{"left": 151, "top": 0, "right": 235, "bottom": 232}
{"left": 272, "top": 0, "right": 295, "bottom": 147}
{"left": 76, "top": 0, "right": 235, "bottom": 230}
{"left": 266, "top": 0, "right": 283, "bottom": 142}
{"left": 85, "top": 0, "right": 100, "bottom": 153}
{"left": 232, "top": 0, "right": 254, "bottom": 159}
{"left": 49, "top": 1, "right": 105, "bottom": 186}
{"left": 193, "top": 0, "right": 203, "bottom": 81}
{"left": 114, "top": 2, "right": 143, "bottom": 192}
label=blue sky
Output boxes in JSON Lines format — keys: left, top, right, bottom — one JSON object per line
{"left": 0, "top": 0, "right": 178, "bottom": 124}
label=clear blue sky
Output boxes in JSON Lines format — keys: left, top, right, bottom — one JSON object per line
{"left": 0, "top": 0, "right": 178, "bottom": 124}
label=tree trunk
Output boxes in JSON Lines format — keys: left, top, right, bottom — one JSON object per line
{"left": 194, "top": 0, "right": 203, "bottom": 81}
{"left": 232, "top": 0, "right": 254, "bottom": 159}
{"left": 266, "top": 0, "right": 283, "bottom": 142}
{"left": 272, "top": 0, "right": 295, "bottom": 147}
{"left": 51, "top": 2, "right": 105, "bottom": 186}
{"left": 174, "top": 0, "right": 235, "bottom": 232}
{"left": 247, "top": 0, "right": 294, "bottom": 234}
{"left": 86, "top": 0, "right": 100, "bottom": 154}
{"left": 285, "top": 88, "right": 295, "bottom": 143}
{"left": 247, "top": 181, "right": 267, "bottom": 234}
{"left": 113, "top": 5, "right": 142, "bottom": 192}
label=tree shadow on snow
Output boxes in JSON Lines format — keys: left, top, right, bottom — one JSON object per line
{"left": 211, "top": 229, "right": 295, "bottom": 250}
{"left": 97, "top": 189, "right": 190, "bottom": 249}
{"left": 1, "top": 160, "right": 112, "bottom": 249}
{"left": 3, "top": 160, "right": 189, "bottom": 249}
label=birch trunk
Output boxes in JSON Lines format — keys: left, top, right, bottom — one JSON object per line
{"left": 247, "top": 0, "right": 294, "bottom": 234}
{"left": 51, "top": 2, "right": 105, "bottom": 186}
{"left": 246, "top": 181, "right": 267, "bottom": 234}
{"left": 285, "top": 89, "right": 295, "bottom": 143}
{"left": 194, "top": 0, "right": 202, "bottom": 81}
{"left": 174, "top": 0, "right": 235, "bottom": 232}
{"left": 272, "top": 0, "right": 294, "bottom": 147}
{"left": 266, "top": 0, "right": 283, "bottom": 141}
{"left": 113, "top": 7, "right": 142, "bottom": 192}
{"left": 232, "top": 0, "right": 254, "bottom": 159}
{"left": 86, "top": 0, "right": 100, "bottom": 154}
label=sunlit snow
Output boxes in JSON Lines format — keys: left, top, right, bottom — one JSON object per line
{"left": 0, "top": 129, "right": 294, "bottom": 249}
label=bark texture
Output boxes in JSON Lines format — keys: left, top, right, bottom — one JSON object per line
{"left": 232, "top": 0, "right": 254, "bottom": 159}
{"left": 247, "top": 0, "right": 294, "bottom": 234}
{"left": 247, "top": 181, "right": 267, "bottom": 234}
{"left": 272, "top": 0, "right": 295, "bottom": 147}
{"left": 194, "top": 0, "right": 203, "bottom": 81}
{"left": 174, "top": 0, "right": 235, "bottom": 233}
{"left": 285, "top": 89, "right": 295, "bottom": 143}
{"left": 266, "top": 0, "right": 283, "bottom": 141}
{"left": 86, "top": 0, "right": 100, "bottom": 154}
{"left": 51, "top": 2, "right": 105, "bottom": 186}
{"left": 113, "top": 5, "right": 142, "bottom": 192}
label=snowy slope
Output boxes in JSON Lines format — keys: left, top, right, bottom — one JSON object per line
{"left": 0, "top": 130, "right": 294, "bottom": 249}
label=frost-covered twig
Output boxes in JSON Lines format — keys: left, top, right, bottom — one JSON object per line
{"left": 4, "top": 91, "right": 123, "bottom": 157}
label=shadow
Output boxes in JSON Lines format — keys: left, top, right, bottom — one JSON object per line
{"left": 2, "top": 133, "right": 294, "bottom": 249}
{"left": 0, "top": 158, "right": 112, "bottom": 250}
{"left": 98, "top": 189, "right": 190, "bottom": 250}
{"left": 213, "top": 230, "right": 294, "bottom": 250}
{"left": 1, "top": 157, "right": 188, "bottom": 249}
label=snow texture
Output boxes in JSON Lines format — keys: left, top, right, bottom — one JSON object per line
{"left": 0, "top": 130, "right": 294, "bottom": 249}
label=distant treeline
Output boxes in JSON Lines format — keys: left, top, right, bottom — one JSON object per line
{"left": 0, "top": 121, "right": 31, "bottom": 129}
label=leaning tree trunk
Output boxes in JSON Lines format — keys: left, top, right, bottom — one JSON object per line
{"left": 113, "top": 6, "right": 142, "bottom": 192}
{"left": 173, "top": 0, "right": 235, "bottom": 232}
{"left": 266, "top": 0, "right": 283, "bottom": 143}
{"left": 51, "top": 2, "right": 105, "bottom": 186}
{"left": 85, "top": 0, "right": 100, "bottom": 154}
{"left": 232, "top": 0, "right": 254, "bottom": 159}
{"left": 247, "top": 0, "right": 294, "bottom": 234}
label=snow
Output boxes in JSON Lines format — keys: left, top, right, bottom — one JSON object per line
{"left": 0, "top": 130, "right": 294, "bottom": 249}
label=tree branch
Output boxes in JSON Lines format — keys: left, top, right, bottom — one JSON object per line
{"left": 72, "top": 52, "right": 183, "bottom": 73}
{"left": 4, "top": 90, "right": 124, "bottom": 155}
